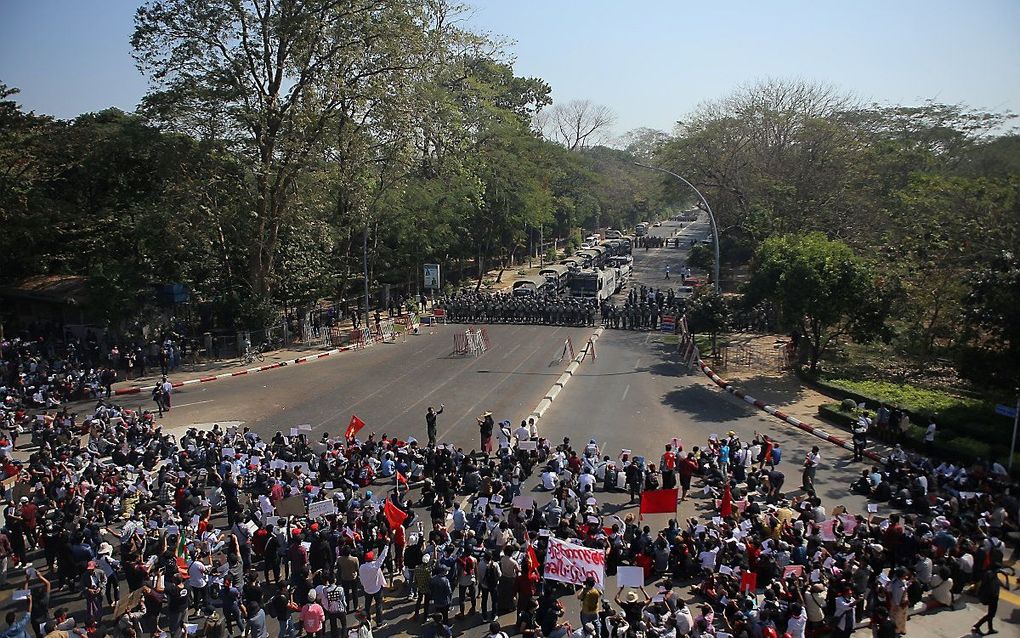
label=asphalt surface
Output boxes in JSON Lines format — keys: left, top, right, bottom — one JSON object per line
{"left": 91, "top": 324, "right": 599, "bottom": 448}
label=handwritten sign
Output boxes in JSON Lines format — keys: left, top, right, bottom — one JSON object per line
{"left": 543, "top": 537, "right": 605, "bottom": 587}
{"left": 307, "top": 499, "right": 336, "bottom": 519}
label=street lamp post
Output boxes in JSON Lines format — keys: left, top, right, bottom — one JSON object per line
{"left": 633, "top": 162, "right": 721, "bottom": 294}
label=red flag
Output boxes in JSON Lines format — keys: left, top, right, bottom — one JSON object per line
{"left": 395, "top": 471, "right": 408, "bottom": 486}
{"left": 739, "top": 570, "right": 757, "bottom": 593}
{"left": 526, "top": 543, "right": 541, "bottom": 583}
{"left": 720, "top": 483, "right": 733, "bottom": 518}
{"left": 384, "top": 498, "right": 407, "bottom": 529}
{"left": 639, "top": 488, "right": 678, "bottom": 516}
{"left": 345, "top": 414, "right": 366, "bottom": 440}
{"left": 175, "top": 557, "right": 189, "bottom": 579}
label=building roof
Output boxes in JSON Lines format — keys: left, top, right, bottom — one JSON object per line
{"left": 0, "top": 274, "right": 89, "bottom": 304}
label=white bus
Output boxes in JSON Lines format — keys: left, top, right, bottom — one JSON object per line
{"left": 569, "top": 268, "right": 617, "bottom": 302}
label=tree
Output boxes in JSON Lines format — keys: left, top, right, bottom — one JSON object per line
{"left": 745, "top": 233, "right": 884, "bottom": 373}
{"left": 539, "top": 99, "right": 616, "bottom": 151}
{"left": 132, "top": 0, "right": 447, "bottom": 323}
{"left": 964, "top": 250, "right": 1020, "bottom": 387}
{"left": 686, "top": 288, "right": 730, "bottom": 355}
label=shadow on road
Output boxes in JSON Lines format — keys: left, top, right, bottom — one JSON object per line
{"left": 660, "top": 384, "right": 753, "bottom": 423}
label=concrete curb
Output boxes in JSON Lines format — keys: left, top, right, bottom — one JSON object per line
{"left": 529, "top": 327, "right": 604, "bottom": 427}
{"left": 112, "top": 339, "right": 382, "bottom": 397}
{"left": 697, "top": 358, "right": 882, "bottom": 462}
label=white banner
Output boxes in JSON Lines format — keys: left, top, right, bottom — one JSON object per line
{"left": 308, "top": 499, "right": 337, "bottom": 519}
{"left": 543, "top": 537, "right": 605, "bottom": 587}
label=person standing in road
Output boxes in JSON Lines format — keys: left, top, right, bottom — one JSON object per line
{"left": 802, "top": 446, "right": 820, "bottom": 491}
{"left": 476, "top": 412, "right": 494, "bottom": 456}
{"left": 161, "top": 376, "right": 174, "bottom": 411}
{"left": 664, "top": 265, "right": 670, "bottom": 280}
{"left": 426, "top": 405, "right": 444, "bottom": 448}
{"left": 359, "top": 546, "right": 389, "bottom": 628}
{"left": 974, "top": 561, "right": 1009, "bottom": 636}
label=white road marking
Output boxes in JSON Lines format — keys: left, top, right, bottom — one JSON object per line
{"left": 502, "top": 344, "right": 522, "bottom": 359}
{"left": 173, "top": 400, "right": 215, "bottom": 409}
{"left": 622, "top": 385, "right": 630, "bottom": 401}
{"left": 634, "top": 358, "right": 643, "bottom": 369}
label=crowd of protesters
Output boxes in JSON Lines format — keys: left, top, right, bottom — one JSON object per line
{"left": 1, "top": 327, "right": 188, "bottom": 408}
{"left": 0, "top": 381, "right": 1017, "bottom": 638}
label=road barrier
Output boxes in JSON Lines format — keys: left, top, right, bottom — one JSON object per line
{"left": 453, "top": 328, "right": 488, "bottom": 356}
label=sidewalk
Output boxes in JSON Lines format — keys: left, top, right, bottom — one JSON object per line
{"left": 696, "top": 356, "right": 898, "bottom": 461}
{"left": 110, "top": 342, "right": 337, "bottom": 393}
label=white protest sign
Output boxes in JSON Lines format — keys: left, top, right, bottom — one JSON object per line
{"left": 616, "top": 566, "right": 644, "bottom": 588}
{"left": 298, "top": 424, "right": 312, "bottom": 431}
{"left": 222, "top": 447, "right": 235, "bottom": 458}
{"left": 543, "top": 536, "right": 605, "bottom": 587}
{"left": 308, "top": 499, "right": 337, "bottom": 519}
{"left": 518, "top": 440, "right": 538, "bottom": 451}
{"left": 512, "top": 495, "right": 535, "bottom": 510}
{"left": 289, "top": 428, "right": 299, "bottom": 437}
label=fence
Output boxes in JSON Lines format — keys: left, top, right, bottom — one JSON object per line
{"left": 717, "top": 340, "right": 793, "bottom": 372}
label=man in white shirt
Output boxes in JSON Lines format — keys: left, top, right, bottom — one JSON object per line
{"left": 514, "top": 423, "right": 531, "bottom": 445}
{"left": 540, "top": 470, "right": 558, "bottom": 491}
{"left": 187, "top": 554, "right": 210, "bottom": 612}
{"left": 577, "top": 470, "right": 596, "bottom": 495}
{"left": 359, "top": 546, "right": 389, "bottom": 627}
{"left": 160, "top": 377, "right": 174, "bottom": 410}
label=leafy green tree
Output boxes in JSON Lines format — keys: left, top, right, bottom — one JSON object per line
{"left": 132, "top": 0, "right": 448, "bottom": 323}
{"left": 686, "top": 288, "right": 730, "bottom": 355}
{"left": 964, "top": 250, "right": 1020, "bottom": 387}
{"left": 745, "top": 233, "right": 884, "bottom": 373}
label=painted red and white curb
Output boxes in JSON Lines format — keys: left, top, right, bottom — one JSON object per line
{"left": 112, "top": 342, "right": 370, "bottom": 396}
{"left": 698, "top": 359, "right": 882, "bottom": 462}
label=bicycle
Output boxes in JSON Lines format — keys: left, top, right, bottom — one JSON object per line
{"left": 240, "top": 341, "right": 267, "bottom": 365}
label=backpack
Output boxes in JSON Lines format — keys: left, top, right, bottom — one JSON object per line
{"left": 324, "top": 585, "right": 346, "bottom": 615}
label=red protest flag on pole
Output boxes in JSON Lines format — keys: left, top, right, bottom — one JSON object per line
{"left": 639, "top": 488, "right": 678, "bottom": 518}
{"left": 396, "top": 470, "right": 408, "bottom": 486}
{"left": 384, "top": 498, "right": 407, "bottom": 529}
{"left": 345, "top": 414, "right": 366, "bottom": 440}
{"left": 526, "top": 543, "right": 541, "bottom": 583}
{"left": 720, "top": 483, "right": 733, "bottom": 518}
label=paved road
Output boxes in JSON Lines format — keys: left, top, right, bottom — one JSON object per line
{"left": 91, "top": 324, "right": 598, "bottom": 448}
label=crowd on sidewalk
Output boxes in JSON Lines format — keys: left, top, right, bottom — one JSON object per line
{"left": 1, "top": 325, "right": 190, "bottom": 408}
{"left": 0, "top": 382, "right": 1016, "bottom": 638}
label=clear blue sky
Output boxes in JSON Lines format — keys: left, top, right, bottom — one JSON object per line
{"left": 2, "top": 0, "right": 1018, "bottom": 135}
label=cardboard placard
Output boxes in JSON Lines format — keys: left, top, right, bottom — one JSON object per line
{"left": 617, "top": 566, "right": 644, "bottom": 588}
{"left": 114, "top": 588, "right": 146, "bottom": 618}
{"left": 276, "top": 495, "right": 305, "bottom": 517}
{"left": 1, "top": 476, "right": 17, "bottom": 492}
{"left": 307, "top": 499, "right": 336, "bottom": 519}
{"left": 79, "top": 434, "right": 91, "bottom": 448}
{"left": 783, "top": 565, "right": 803, "bottom": 579}
{"left": 511, "top": 495, "right": 535, "bottom": 510}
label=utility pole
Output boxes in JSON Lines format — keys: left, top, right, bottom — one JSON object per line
{"left": 540, "top": 225, "right": 545, "bottom": 267}
{"left": 632, "top": 162, "right": 721, "bottom": 294}
{"left": 362, "top": 218, "right": 370, "bottom": 332}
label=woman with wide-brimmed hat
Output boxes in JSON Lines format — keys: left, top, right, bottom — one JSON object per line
{"left": 476, "top": 412, "right": 494, "bottom": 455}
